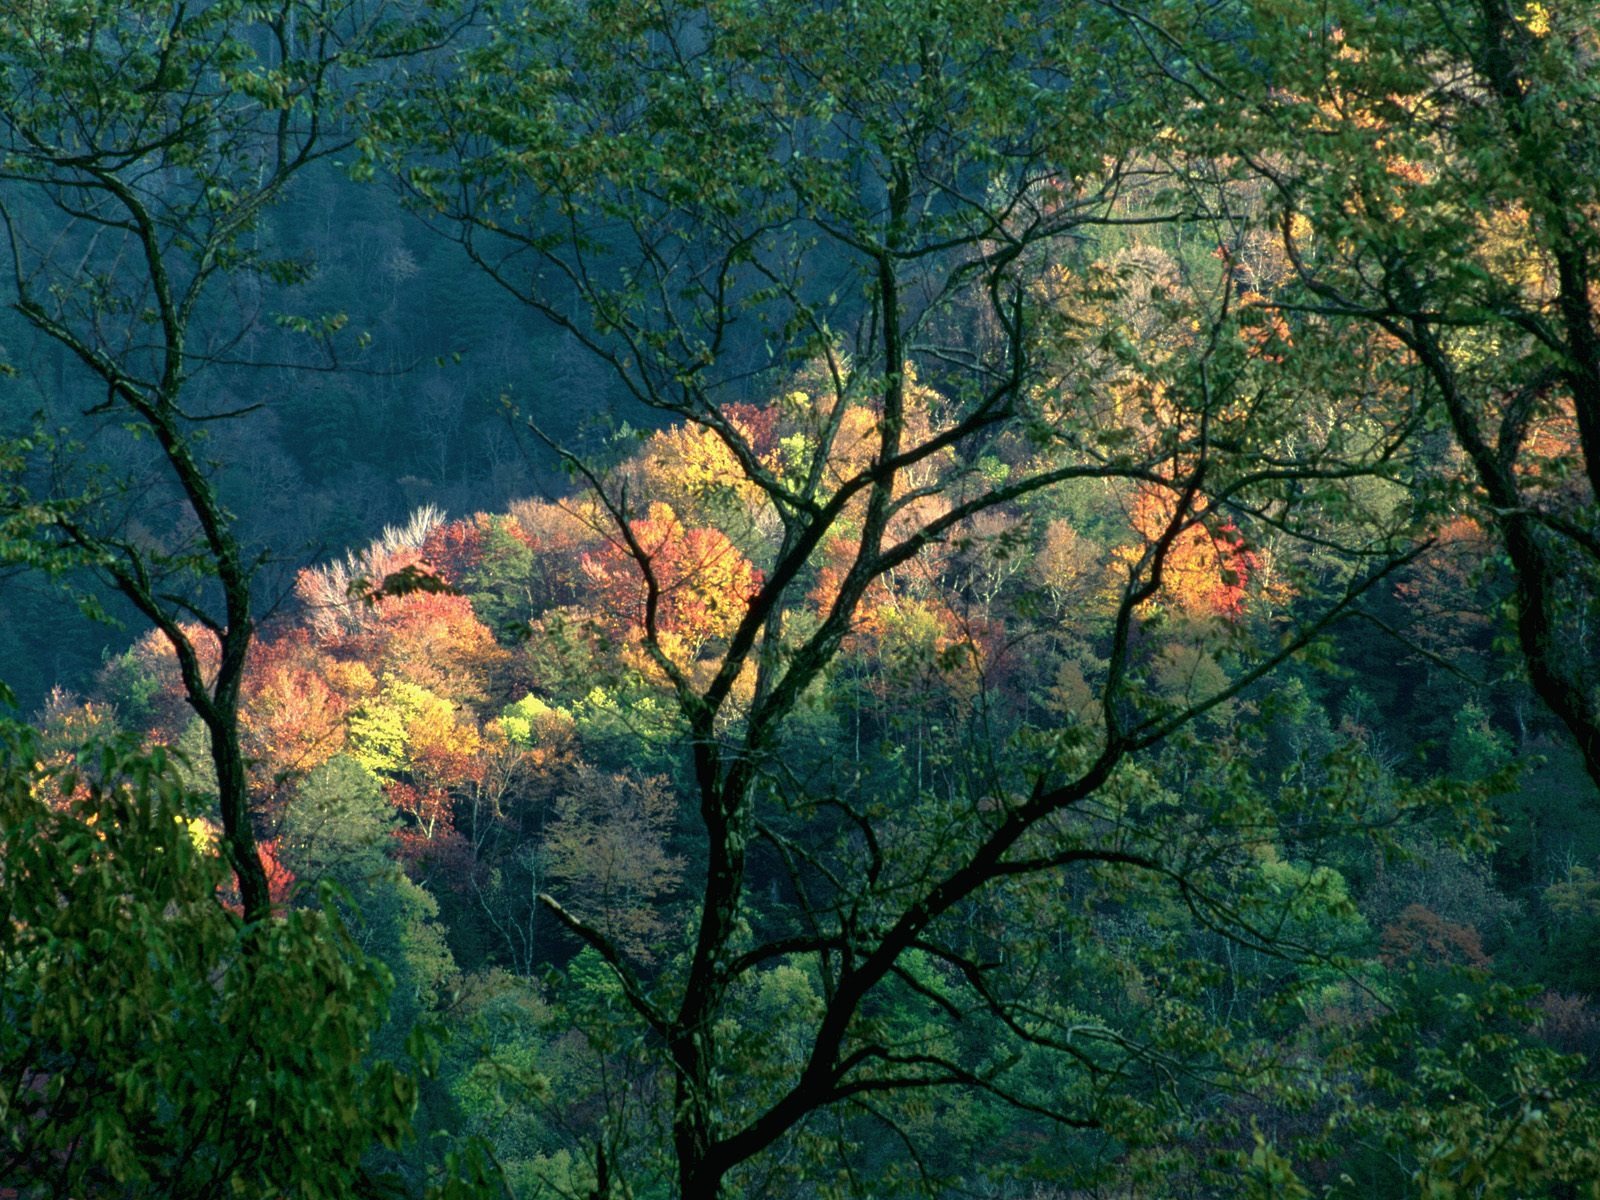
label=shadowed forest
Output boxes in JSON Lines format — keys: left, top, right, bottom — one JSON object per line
{"left": 4, "top": 2, "right": 1600, "bottom": 1197}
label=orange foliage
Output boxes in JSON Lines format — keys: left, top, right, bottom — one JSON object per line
{"left": 819, "top": 405, "right": 881, "bottom": 487}
{"left": 240, "top": 631, "right": 348, "bottom": 785}
{"left": 809, "top": 521, "right": 1007, "bottom": 709}
{"left": 349, "top": 589, "right": 508, "bottom": 704}
{"left": 1237, "top": 289, "right": 1293, "bottom": 363}
{"left": 580, "top": 501, "right": 761, "bottom": 654}
{"left": 875, "top": 602, "right": 1000, "bottom": 705}
{"left": 1125, "top": 486, "right": 1257, "bottom": 619}
{"left": 806, "top": 529, "right": 876, "bottom": 620}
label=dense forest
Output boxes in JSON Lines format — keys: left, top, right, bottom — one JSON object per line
{"left": 4, "top": 1, "right": 1600, "bottom": 1197}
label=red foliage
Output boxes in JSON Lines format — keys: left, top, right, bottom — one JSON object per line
{"left": 259, "top": 838, "right": 296, "bottom": 911}
{"left": 421, "top": 516, "right": 487, "bottom": 586}
{"left": 1379, "top": 903, "right": 1490, "bottom": 969}
{"left": 388, "top": 781, "right": 457, "bottom": 841}
{"left": 1127, "top": 486, "right": 1258, "bottom": 619}
{"left": 721, "top": 401, "right": 781, "bottom": 456}
{"left": 391, "top": 807, "right": 475, "bottom": 893}
{"left": 580, "top": 502, "right": 762, "bottom": 650}
{"left": 216, "top": 835, "right": 295, "bottom": 915}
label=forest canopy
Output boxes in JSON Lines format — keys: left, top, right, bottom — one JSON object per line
{"left": 3, "top": 1, "right": 1600, "bottom": 1198}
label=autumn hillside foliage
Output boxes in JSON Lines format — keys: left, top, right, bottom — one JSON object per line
{"left": 57, "top": 363, "right": 1599, "bottom": 1196}
{"left": 99, "top": 377, "right": 1277, "bottom": 903}
{"left": 8, "top": 0, "right": 1600, "bottom": 1195}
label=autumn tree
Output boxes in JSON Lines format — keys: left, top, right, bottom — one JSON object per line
{"left": 378, "top": 1, "right": 1433, "bottom": 1193}
{"left": 579, "top": 500, "right": 762, "bottom": 668}
{"left": 542, "top": 764, "right": 685, "bottom": 963}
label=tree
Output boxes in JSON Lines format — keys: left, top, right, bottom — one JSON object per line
{"left": 383, "top": 2, "right": 1431, "bottom": 1192}
{"left": 0, "top": 0, "right": 458, "bottom": 920}
{"left": 281, "top": 754, "right": 463, "bottom": 1053}
{"left": 1156, "top": 0, "right": 1600, "bottom": 791}
{"left": 0, "top": 723, "right": 424, "bottom": 1199}
{"left": 542, "top": 764, "right": 685, "bottom": 963}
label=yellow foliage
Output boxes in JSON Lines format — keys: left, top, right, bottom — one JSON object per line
{"left": 642, "top": 421, "right": 766, "bottom": 520}
{"left": 406, "top": 694, "right": 482, "bottom": 763}
{"left": 181, "top": 815, "right": 217, "bottom": 853}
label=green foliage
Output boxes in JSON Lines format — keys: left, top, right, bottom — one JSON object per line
{"left": 282, "top": 753, "right": 396, "bottom": 882}
{"left": 462, "top": 517, "right": 539, "bottom": 638}
{"left": 0, "top": 724, "right": 421, "bottom": 1198}
{"left": 1327, "top": 983, "right": 1600, "bottom": 1200}
{"left": 446, "top": 974, "right": 555, "bottom": 1172}
{"left": 282, "top": 755, "right": 461, "bottom": 1039}
{"left": 171, "top": 717, "right": 221, "bottom": 798}
{"left": 1449, "top": 702, "right": 1515, "bottom": 784}
{"left": 498, "top": 692, "right": 571, "bottom": 749}
{"left": 569, "top": 684, "right": 683, "bottom": 774}
{"left": 348, "top": 676, "right": 459, "bottom": 779}
{"left": 10, "top": 0, "right": 1600, "bottom": 1195}
{"left": 96, "top": 648, "right": 163, "bottom": 730}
